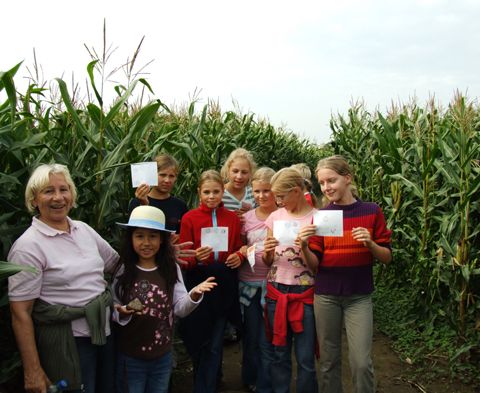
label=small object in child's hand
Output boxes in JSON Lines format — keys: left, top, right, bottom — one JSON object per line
{"left": 241, "top": 202, "right": 252, "bottom": 210}
{"left": 126, "top": 298, "right": 144, "bottom": 312}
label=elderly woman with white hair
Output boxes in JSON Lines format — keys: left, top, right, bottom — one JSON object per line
{"left": 8, "top": 163, "right": 119, "bottom": 393}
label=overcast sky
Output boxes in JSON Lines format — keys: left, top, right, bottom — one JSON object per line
{"left": 2, "top": 0, "right": 480, "bottom": 144}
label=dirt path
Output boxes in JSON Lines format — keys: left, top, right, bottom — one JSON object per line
{"left": 171, "top": 328, "right": 476, "bottom": 393}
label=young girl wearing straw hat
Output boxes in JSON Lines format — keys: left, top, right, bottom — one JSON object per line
{"left": 112, "top": 205, "right": 217, "bottom": 393}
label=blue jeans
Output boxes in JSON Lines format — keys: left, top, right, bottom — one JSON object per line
{"left": 191, "top": 316, "right": 227, "bottom": 393}
{"left": 75, "top": 335, "right": 114, "bottom": 393}
{"left": 314, "top": 294, "right": 374, "bottom": 393}
{"left": 241, "top": 288, "right": 274, "bottom": 393}
{"left": 266, "top": 284, "right": 317, "bottom": 393}
{"left": 116, "top": 351, "right": 172, "bottom": 393}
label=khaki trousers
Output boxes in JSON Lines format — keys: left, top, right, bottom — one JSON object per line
{"left": 314, "top": 294, "right": 374, "bottom": 393}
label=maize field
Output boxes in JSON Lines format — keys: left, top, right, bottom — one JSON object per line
{"left": 1, "top": 55, "right": 479, "bottom": 388}
{"left": 0, "top": 61, "right": 328, "bottom": 386}
{"left": 330, "top": 97, "right": 480, "bottom": 381}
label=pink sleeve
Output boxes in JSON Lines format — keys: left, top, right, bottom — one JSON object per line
{"left": 241, "top": 210, "right": 253, "bottom": 236}
{"left": 8, "top": 247, "right": 44, "bottom": 301}
{"left": 85, "top": 224, "right": 119, "bottom": 273}
{"left": 241, "top": 220, "right": 246, "bottom": 236}
{"left": 265, "top": 212, "right": 274, "bottom": 231}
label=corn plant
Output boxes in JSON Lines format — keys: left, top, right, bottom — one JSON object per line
{"left": 330, "top": 95, "right": 480, "bottom": 379}
{"left": 0, "top": 59, "right": 329, "bottom": 388}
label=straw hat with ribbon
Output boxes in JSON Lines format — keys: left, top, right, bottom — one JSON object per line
{"left": 117, "top": 205, "right": 175, "bottom": 233}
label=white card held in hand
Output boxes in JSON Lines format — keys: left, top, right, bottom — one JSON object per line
{"left": 247, "top": 244, "right": 256, "bottom": 272}
{"left": 273, "top": 220, "right": 300, "bottom": 246}
{"left": 131, "top": 162, "right": 158, "bottom": 188}
{"left": 201, "top": 227, "right": 229, "bottom": 252}
{"left": 313, "top": 210, "right": 343, "bottom": 237}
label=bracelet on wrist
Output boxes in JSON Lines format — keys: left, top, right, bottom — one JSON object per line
{"left": 236, "top": 251, "right": 246, "bottom": 262}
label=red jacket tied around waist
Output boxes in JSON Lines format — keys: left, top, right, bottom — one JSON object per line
{"left": 265, "top": 283, "right": 314, "bottom": 346}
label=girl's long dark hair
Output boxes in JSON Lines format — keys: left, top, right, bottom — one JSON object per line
{"left": 113, "top": 227, "right": 178, "bottom": 304}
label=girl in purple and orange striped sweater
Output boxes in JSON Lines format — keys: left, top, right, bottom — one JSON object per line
{"left": 297, "top": 155, "right": 392, "bottom": 393}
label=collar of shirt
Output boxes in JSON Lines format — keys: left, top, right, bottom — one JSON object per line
{"left": 31, "top": 216, "right": 79, "bottom": 236}
{"left": 198, "top": 202, "right": 224, "bottom": 213}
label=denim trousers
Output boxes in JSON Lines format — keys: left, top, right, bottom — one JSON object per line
{"left": 314, "top": 294, "right": 374, "bottom": 393}
{"left": 241, "top": 288, "right": 274, "bottom": 393}
{"left": 191, "top": 316, "right": 227, "bottom": 393}
{"left": 266, "top": 283, "right": 317, "bottom": 393}
{"left": 74, "top": 334, "right": 114, "bottom": 393}
{"left": 116, "top": 351, "right": 173, "bottom": 393}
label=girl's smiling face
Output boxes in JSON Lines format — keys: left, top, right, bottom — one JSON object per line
{"left": 317, "top": 168, "right": 352, "bottom": 204}
{"left": 132, "top": 228, "right": 162, "bottom": 266}
{"left": 199, "top": 180, "right": 224, "bottom": 209}
{"left": 252, "top": 180, "right": 275, "bottom": 209}
{"left": 228, "top": 158, "right": 251, "bottom": 190}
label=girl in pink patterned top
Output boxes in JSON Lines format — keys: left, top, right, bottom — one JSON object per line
{"left": 263, "top": 168, "right": 318, "bottom": 393}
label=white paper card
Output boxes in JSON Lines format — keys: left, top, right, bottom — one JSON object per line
{"left": 273, "top": 220, "right": 300, "bottom": 246}
{"left": 201, "top": 227, "right": 229, "bottom": 252}
{"left": 131, "top": 162, "right": 158, "bottom": 188}
{"left": 313, "top": 210, "right": 344, "bottom": 237}
{"left": 247, "top": 244, "right": 256, "bottom": 272}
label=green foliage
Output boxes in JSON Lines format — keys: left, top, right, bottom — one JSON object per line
{"left": 0, "top": 60, "right": 328, "bottom": 387}
{"left": 0, "top": 261, "right": 37, "bottom": 283}
{"left": 373, "top": 282, "right": 479, "bottom": 385}
{"left": 332, "top": 99, "right": 480, "bottom": 384}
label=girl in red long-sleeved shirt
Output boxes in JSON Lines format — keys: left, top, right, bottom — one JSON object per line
{"left": 178, "top": 169, "right": 244, "bottom": 393}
